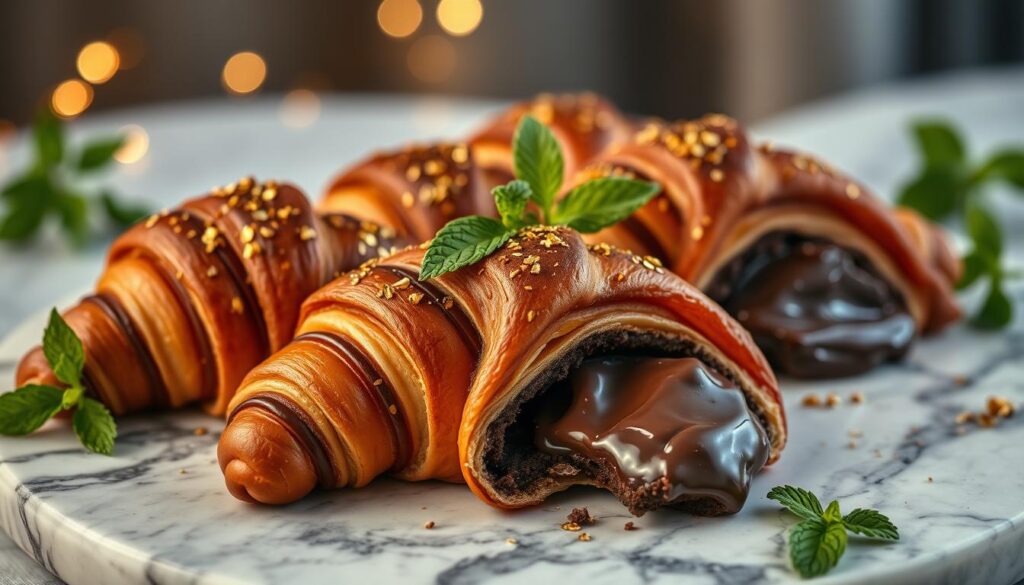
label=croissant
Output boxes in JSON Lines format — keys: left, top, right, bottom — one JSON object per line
{"left": 564, "top": 115, "right": 962, "bottom": 378}
{"left": 16, "top": 178, "right": 407, "bottom": 415}
{"left": 218, "top": 227, "right": 785, "bottom": 516}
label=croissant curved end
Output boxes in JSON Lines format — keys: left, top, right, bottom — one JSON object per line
{"left": 218, "top": 408, "right": 317, "bottom": 505}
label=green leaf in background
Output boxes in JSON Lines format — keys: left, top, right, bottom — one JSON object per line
{"left": 553, "top": 177, "right": 660, "bottom": 233}
{"left": 0, "top": 192, "right": 49, "bottom": 242}
{"left": 975, "top": 149, "right": 1024, "bottom": 189}
{"left": 912, "top": 121, "right": 965, "bottom": 169}
{"left": 493, "top": 180, "right": 533, "bottom": 229}
{"left": 77, "top": 136, "right": 126, "bottom": 172}
{"left": 767, "top": 485, "right": 825, "bottom": 521}
{"left": 956, "top": 250, "right": 987, "bottom": 291}
{"left": 419, "top": 216, "right": 512, "bottom": 280}
{"left": 513, "top": 115, "right": 564, "bottom": 220}
{"left": 789, "top": 517, "right": 848, "bottom": 579}
{"left": 842, "top": 508, "right": 900, "bottom": 541}
{"left": 972, "top": 280, "right": 1013, "bottom": 330}
{"left": 32, "top": 108, "right": 64, "bottom": 169}
{"left": 965, "top": 202, "right": 1002, "bottom": 259}
{"left": 100, "top": 191, "right": 149, "bottom": 228}
{"left": 0, "top": 385, "right": 65, "bottom": 436}
{"left": 56, "top": 192, "right": 90, "bottom": 247}
{"left": 42, "top": 308, "right": 85, "bottom": 387}
{"left": 72, "top": 397, "right": 117, "bottom": 455}
{"left": 896, "top": 167, "right": 963, "bottom": 221}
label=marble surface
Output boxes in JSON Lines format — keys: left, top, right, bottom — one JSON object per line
{"left": 2, "top": 68, "right": 1024, "bottom": 584}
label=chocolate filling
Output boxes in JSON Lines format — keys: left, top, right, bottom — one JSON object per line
{"left": 227, "top": 393, "right": 335, "bottom": 488}
{"left": 705, "top": 232, "right": 915, "bottom": 378}
{"left": 535, "top": 355, "right": 769, "bottom": 515}
{"left": 82, "top": 293, "right": 169, "bottom": 409}
{"left": 294, "top": 331, "right": 413, "bottom": 471}
{"left": 377, "top": 265, "right": 482, "bottom": 354}
{"left": 478, "top": 330, "right": 773, "bottom": 517}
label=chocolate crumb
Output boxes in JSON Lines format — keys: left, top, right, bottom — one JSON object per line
{"left": 424, "top": 521, "right": 435, "bottom": 529}
{"left": 567, "top": 507, "right": 595, "bottom": 526}
{"left": 577, "top": 532, "right": 592, "bottom": 542}
{"left": 624, "top": 521, "right": 638, "bottom": 531}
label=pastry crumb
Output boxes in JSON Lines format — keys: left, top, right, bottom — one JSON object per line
{"left": 849, "top": 392, "right": 865, "bottom": 404}
{"left": 577, "top": 532, "right": 592, "bottom": 542}
{"left": 560, "top": 522, "right": 582, "bottom": 532}
{"left": 567, "top": 507, "right": 595, "bottom": 526}
{"left": 927, "top": 476, "right": 934, "bottom": 483}
{"left": 424, "top": 521, "right": 435, "bottom": 529}
{"left": 506, "top": 537, "right": 518, "bottom": 545}
{"left": 825, "top": 393, "right": 842, "bottom": 408}
{"left": 624, "top": 521, "right": 638, "bottom": 531}
{"left": 801, "top": 394, "right": 821, "bottom": 407}
{"left": 193, "top": 426, "right": 208, "bottom": 436}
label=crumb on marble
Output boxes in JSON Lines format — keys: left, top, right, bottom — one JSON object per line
{"left": 506, "top": 537, "right": 518, "bottom": 545}
{"left": 849, "top": 392, "right": 865, "bottom": 404}
{"left": 424, "top": 521, "right": 435, "bottom": 529}
{"left": 953, "top": 374, "right": 969, "bottom": 386}
{"left": 928, "top": 476, "right": 934, "bottom": 483}
{"left": 624, "top": 521, "right": 638, "bottom": 531}
{"left": 801, "top": 394, "right": 821, "bottom": 407}
{"left": 577, "top": 532, "right": 592, "bottom": 542}
{"left": 561, "top": 522, "right": 582, "bottom": 532}
{"left": 567, "top": 507, "right": 595, "bottom": 526}
{"left": 825, "top": 393, "right": 842, "bottom": 408}
{"left": 194, "top": 426, "right": 208, "bottom": 436}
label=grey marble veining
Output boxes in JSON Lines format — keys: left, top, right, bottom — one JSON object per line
{"left": 1, "top": 70, "right": 1024, "bottom": 584}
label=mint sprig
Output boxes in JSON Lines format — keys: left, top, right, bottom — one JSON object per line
{"left": 768, "top": 485, "right": 898, "bottom": 579}
{"left": 420, "top": 115, "right": 660, "bottom": 280}
{"left": 0, "top": 108, "right": 149, "bottom": 247}
{"left": 897, "top": 119, "right": 1023, "bottom": 329}
{"left": 0, "top": 309, "right": 117, "bottom": 454}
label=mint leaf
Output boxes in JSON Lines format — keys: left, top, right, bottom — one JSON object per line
{"left": 0, "top": 191, "right": 48, "bottom": 242}
{"left": 61, "top": 387, "right": 84, "bottom": 411}
{"left": 493, "top": 180, "right": 533, "bottom": 229}
{"left": 553, "top": 177, "right": 660, "bottom": 233}
{"left": 420, "top": 216, "right": 512, "bottom": 280}
{"left": 973, "top": 279, "right": 1013, "bottom": 330}
{"left": 77, "top": 136, "right": 125, "bottom": 172}
{"left": 0, "top": 385, "right": 64, "bottom": 436}
{"left": 513, "top": 115, "right": 563, "bottom": 220}
{"left": 965, "top": 202, "right": 1002, "bottom": 259}
{"left": 789, "top": 517, "right": 848, "bottom": 579}
{"left": 43, "top": 309, "right": 85, "bottom": 387}
{"left": 100, "top": 191, "right": 149, "bottom": 228}
{"left": 956, "top": 250, "right": 986, "bottom": 290}
{"left": 975, "top": 149, "right": 1024, "bottom": 189}
{"left": 912, "top": 121, "right": 965, "bottom": 169}
{"left": 33, "top": 108, "right": 64, "bottom": 169}
{"left": 822, "top": 500, "right": 842, "bottom": 523}
{"left": 842, "top": 508, "right": 899, "bottom": 541}
{"left": 56, "top": 192, "right": 89, "bottom": 247}
{"left": 72, "top": 397, "right": 116, "bottom": 455}
{"left": 767, "top": 485, "right": 824, "bottom": 521}
{"left": 897, "top": 167, "right": 962, "bottom": 221}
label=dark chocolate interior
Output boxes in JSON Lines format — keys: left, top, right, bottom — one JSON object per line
{"left": 478, "top": 330, "right": 772, "bottom": 517}
{"left": 705, "top": 231, "right": 916, "bottom": 378}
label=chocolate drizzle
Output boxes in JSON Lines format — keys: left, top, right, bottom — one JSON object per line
{"left": 706, "top": 232, "right": 916, "bottom": 378}
{"left": 377, "top": 265, "right": 482, "bottom": 354}
{"left": 228, "top": 393, "right": 335, "bottom": 488}
{"left": 534, "top": 355, "right": 769, "bottom": 515}
{"left": 294, "top": 331, "right": 413, "bottom": 471}
{"left": 82, "top": 293, "right": 169, "bottom": 410}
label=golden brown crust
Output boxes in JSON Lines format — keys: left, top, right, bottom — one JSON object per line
{"left": 218, "top": 227, "right": 784, "bottom": 507}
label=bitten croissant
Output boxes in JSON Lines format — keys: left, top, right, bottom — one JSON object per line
{"left": 564, "top": 115, "right": 961, "bottom": 377}
{"left": 219, "top": 227, "right": 785, "bottom": 515}
{"left": 16, "top": 178, "right": 406, "bottom": 415}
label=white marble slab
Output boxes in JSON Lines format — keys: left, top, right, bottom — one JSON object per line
{"left": 2, "top": 70, "right": 1024, "bottom": 584}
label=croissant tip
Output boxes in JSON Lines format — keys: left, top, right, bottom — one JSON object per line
{"left": 218, "top": 408, "right": 318, "bottom": 505}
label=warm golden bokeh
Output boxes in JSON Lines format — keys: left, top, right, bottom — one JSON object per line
{"left": 222, "top": 52, "right": 267, "bottom": 95}
{"left": 436, "top": 0, "right": 483, "bottom": 36}
{"left": 377, "top": 0, "right": 423, "bottom": 38}
{"left": 77, "top": 41, "right": 121, "bottom": 84}
{"left": 51, "top": 79, "right": 94, "bottom": 118}
{"left": 279, "top": 89, "right": 321, "bottom": 129}
{"left": 114, "top": 125, "right": 150, "bottom": 164}
{"left": 407, "top": 35, "right": 457, "bottom": 83}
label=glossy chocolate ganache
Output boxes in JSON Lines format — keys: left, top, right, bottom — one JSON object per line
{"left": 706, "top": 232, "right": 916, "bottom": 378}
{"left": 534, "top": 355, "right": 770, "bottom": 516}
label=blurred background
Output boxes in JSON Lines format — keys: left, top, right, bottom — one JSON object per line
{"left": 1, "top": 0, "right": 1023, "bottom": 129}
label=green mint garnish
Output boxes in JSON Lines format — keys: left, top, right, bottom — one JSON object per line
{"left": 420, "top": 115, "right": 659, "bottom": 280}
{"left": 768, "top": 485, "right": 898, "bottom": 579}
{"left": 897, "top": 119, "right": 1023, "bottom": 329}
{"left": 0, "top": 108, "right": 148, "bottom": 247}
{"left": 0, "top": 309, "right": 117, "bottom": 454}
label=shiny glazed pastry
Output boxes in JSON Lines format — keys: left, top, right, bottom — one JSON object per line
{"left": 218, "top": 227, "right": 785, "bottom": 515}
{"left": 16, "top": 178, "right": 406, "bottom": 415}
{"left": 572, "top": 115, "right": 961, "bottom": 377}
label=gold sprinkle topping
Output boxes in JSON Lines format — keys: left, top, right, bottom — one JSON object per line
{"left": 408, "top": 292, "right": 423, "bottom": 304}
{"left": 230, "top": 297, "right": 244, "bottom": 314}
{"left": 527, "top": 310, "right": 536, "bottom": 322}
{"left": 846, "top": 183, "right": 861, "bottom": 199}
{"left": 206, "top": 266, "right": 219, "bottom": 278}
{"left": 241, "top": 225, "right": 255, "bottom": 244}
{"left": 388, "top": 404, "right": 398, "bottom": 415}
{"left": 299, "top": 226, "right": 317, "bottom": 241}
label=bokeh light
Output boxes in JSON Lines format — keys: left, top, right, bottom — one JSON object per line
{"left": 77, "top": 41, "right": 120, "bottom": 84}
{"left": 280, "top": 89, "right": 322, "bottom": 129}
{"left": 378, "top": 0, "right": 423, "bottom": 38}
{"left": 436, "top": 0, "right": 483, "bottom": 36}
{"left": 407, "top": 35, "right": 457, "bottom": 83}
{"left": 51, "top": 79, "right": 94, "bottom": 118}
{"left": 222, "top": 52, "right": 267, "bottom": 95}
{"left": 114, "top": 125, "right": 150, "bottom": 164}
{"left": 107, "top": 27, "right": 145, "bottom": 70}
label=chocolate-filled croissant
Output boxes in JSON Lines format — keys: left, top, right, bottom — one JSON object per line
{"left": 219, "top": 227, "right": 785, "bottom": 515}
{"left": 16, "top": 178, "right": 406, "bottom": 415}
{"left": 572, "top": 115, "right": 961, "bottom": 377}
